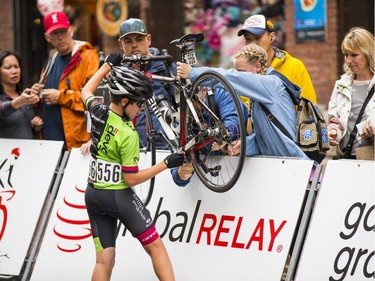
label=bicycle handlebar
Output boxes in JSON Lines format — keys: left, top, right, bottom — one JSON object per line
{"left": 121, "top": 54, "right": 174, "bottom": 63}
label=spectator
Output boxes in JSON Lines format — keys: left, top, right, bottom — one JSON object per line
{"left": 237, "top": 14, "right": 317, "bottom": 103}
{"left": 0, "top": 50, "right": 43, "bottom": 139}
{"left": 328, "top": 27, "right": 374, "bottom": 160}
{"left": 81, "top": 55, "right": 185, "bottom": 281}
{"left": 117, "top": 18, "right": 176, "bottom": 150}
{"left": 31, "top": 11, "right": 99, "bottom": 151}
{"left": 177, "top": 43, "right": 309, "bottom": 160}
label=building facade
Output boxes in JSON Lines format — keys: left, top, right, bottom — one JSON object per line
{"left": 0, "top": 0, "right": 374, "bottom": 107}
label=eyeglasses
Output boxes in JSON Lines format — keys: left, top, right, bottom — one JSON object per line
{"left": 135, "top": 101, "right": 144, "bottom": 108}
{"left": 49, "top": 29, "right": 69, "bottom": 38}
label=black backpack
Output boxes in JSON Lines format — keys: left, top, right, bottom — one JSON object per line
{"left": 259, "top": 71, "right": 330, "bottom": 163}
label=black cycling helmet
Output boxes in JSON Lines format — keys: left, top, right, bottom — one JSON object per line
{"left": 106, "top": 66, "right": 153, "bottom": 101}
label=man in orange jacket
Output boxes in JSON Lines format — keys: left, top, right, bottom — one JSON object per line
{"left": 32, "top": 11, "right": 98, "bottom": 151}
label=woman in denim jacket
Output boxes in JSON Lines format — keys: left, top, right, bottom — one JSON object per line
{"left": 172, "top": 43, "right": 308, "bottom": 186}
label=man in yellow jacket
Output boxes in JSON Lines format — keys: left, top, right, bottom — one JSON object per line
{"left": 32, "top": 11, "right": 99, "bottom": 151}
{"left": 238, "top": 15, "right": 317, "bottom": 103}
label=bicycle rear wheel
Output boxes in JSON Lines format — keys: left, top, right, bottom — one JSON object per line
{"left": 186, "top": 70, "right": 246, "bottom": 192}
{"left": 133, "top": 105, "right": 155, "bottom": 206}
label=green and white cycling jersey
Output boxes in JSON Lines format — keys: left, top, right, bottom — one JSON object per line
{"left": 86, "top": 96, "right": 140, "bottom": 190}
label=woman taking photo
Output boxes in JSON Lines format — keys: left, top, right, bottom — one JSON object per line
{"left": 0, "top": 50, "right": 43, "bottom": 139}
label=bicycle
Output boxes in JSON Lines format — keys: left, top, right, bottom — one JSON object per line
{"left": 122, "top": 33, "right": 246, "bottom": 205}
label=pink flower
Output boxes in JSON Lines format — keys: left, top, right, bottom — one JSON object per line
{"left": 208, "top": 32, "right": 221, "bottom": 50}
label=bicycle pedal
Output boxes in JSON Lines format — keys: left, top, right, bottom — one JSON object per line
{"left": 147, "top": 131, "right": 158, "bottom": 142}
{"left": 148, "top": 130, "right": 158, "bottom": 137}
{"left": 209, "top": 165, "right": 221, "bottom": 177}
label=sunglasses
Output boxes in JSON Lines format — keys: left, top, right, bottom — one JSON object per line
{"left": 135, "top": 101, "right": 144, "bottom": 108}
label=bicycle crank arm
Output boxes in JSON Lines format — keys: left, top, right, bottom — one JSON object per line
{"left": 198, "top": 161, "right": 221, "bottom": 177}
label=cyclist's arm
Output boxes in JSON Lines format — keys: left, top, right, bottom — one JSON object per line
{"left": 124, "top": 160, "right": 167, "bottom": 187}
{"left": 81, "top": 63, "right": 111, "bottom": 104}
{"left": 124, "top": 153, "right": 184, "bottom": 187}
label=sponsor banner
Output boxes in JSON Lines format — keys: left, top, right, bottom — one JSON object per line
{"left": 31, "top": 149, "right": 313, "bottom": 280}
{"left": 0, "top": 139, "right": 63, "bottom": 276}
{"left": 30, "top": 149, "right": 94, "bottom": 281}
{"left": 294, "top": 0, "right": 326, "bottom": 42}
{"left": 296, "top": 160, "right": 375, "bottom": 280}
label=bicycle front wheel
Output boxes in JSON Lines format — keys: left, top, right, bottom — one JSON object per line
{"left": 133, "top": 105, "right": 155, "bottom": 206}
{"left": 186, "top": 70, "right": 246, "bottom": 193}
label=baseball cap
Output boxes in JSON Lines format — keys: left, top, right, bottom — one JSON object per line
{"left": 237, "top": 15, "right": 274, "bottom": 36}
{"left": 44, "top": 11, "right": 71, "bottom": 35}
{"left": 119, "top": 18, "right": 148, "bottom": 39}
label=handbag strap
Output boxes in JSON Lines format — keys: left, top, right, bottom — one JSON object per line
{"left": 259, "top": 103, "right": 293, "bottom": 140}
{"left": 343, "top": 84, "right": 374, "bottom": 158}
{"left": 258, "top": 70, "right": 300, "bottom": 141}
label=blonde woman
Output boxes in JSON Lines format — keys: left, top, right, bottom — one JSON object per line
{"left": 328, "top": 27, "right": 375, "bottom": 159}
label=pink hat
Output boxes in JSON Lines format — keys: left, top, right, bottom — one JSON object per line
{"left": 44, "top": 11, "right": 71, "bottom": 35}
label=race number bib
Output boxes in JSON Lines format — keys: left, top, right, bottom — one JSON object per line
{"left": 89, "top": 157, "right": 122, "bottom": 184}
{"left": 184, "top": 49, "right": 198, "bottom": 65}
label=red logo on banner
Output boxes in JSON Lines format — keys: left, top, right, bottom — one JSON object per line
{"left": 54, "top": 184, "right": 91, "bottom": 253}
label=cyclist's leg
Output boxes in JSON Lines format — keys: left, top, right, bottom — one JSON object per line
{"left": 115, "top": 188, "right": 174, "bottom": 280}
{"left": 92, "top": 247, "right": 115, "bottom": 281}
{"left": 85, "top": 187, "right": 118, "bottom": 281}
{"left": 143, "top": 237, "right": 175, "bottom": 281}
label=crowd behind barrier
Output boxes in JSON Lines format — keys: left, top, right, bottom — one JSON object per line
{"left": 0, "top": 140, "right": 373, "bottom": 281}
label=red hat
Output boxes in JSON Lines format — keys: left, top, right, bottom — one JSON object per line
{"left": 44, "top": 11, "right": 71, "bottom": 35}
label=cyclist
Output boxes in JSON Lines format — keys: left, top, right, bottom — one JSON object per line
{"left": 80, "top": 55, "right": 184, "bottom": 281}
{"left": 176, "top": 43, "right": 309, "bottom": 160}
{"left": 118, "top": 18, "right": 176, "bottom": 150}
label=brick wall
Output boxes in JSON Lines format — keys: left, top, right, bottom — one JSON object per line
{"left": 284, "top": 0, "right": 339, "bottom": 108}
{"left": 0, "top": 1, "right": 13, "bottom": 50}
{"left": 0, "top": 0, "right": 341, "bottom": 110}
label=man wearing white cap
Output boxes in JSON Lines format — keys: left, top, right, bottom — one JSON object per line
{"left": 238, "top": 14, "right": 317, "bottom": 103}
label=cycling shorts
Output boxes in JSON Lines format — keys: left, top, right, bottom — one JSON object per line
{"left": 85, "top": 186, "right": 159, "bottom": 252}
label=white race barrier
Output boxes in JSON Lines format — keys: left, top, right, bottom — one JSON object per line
{"left": 295, "top": 160, "right": 375, "bottom": 280}
{"left": 31, "top": 149, "right": 313, "bottom": 281}
{"left": 0, "top": 139, "right": 63, "bottom": 276}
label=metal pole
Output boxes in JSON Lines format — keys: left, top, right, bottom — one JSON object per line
{"left": 285, "top": 164, "right": 323, "bottom": 281}
{"left": 20, "top": 151, "right": 70, "bottom": 281}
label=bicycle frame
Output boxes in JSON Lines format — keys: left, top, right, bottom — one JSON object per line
{"left": 121, "top": 33, "right": 246, "bottom": 193}
{"left": 124, "top": 34, "right": 227, "bottom": 150}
